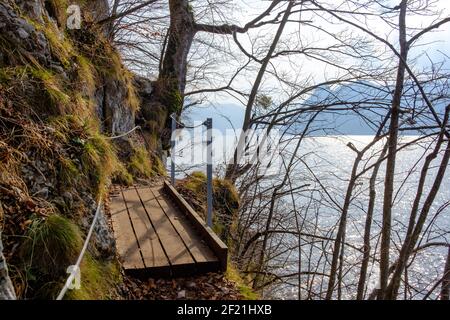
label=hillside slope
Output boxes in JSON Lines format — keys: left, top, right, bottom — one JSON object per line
{"left": 0, "top": 0, "right": 161, "bottom": 299}
{"left": 0, "top": 0, "right": 251, "bottom": 301}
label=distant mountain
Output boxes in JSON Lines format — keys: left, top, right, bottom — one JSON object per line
{"left": 298, "top": 81, "right": 391, "bottom": 135}
{"left": 184, "top": 80, "right": 448, "bottom": 136}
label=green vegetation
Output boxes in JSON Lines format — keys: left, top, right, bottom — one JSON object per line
{"left": 81, "top": 131, "right": 120, "bottom": 197}
{"left": 42, "top": 21, "right": 74, "bottom": 67}
{"left": 21, "top": 214, "right": 82, "bottom": 275}
{"left": 176, "top": 173, "right": 252, "bottom": 298}
{"left": 75, "top": 55, "right": 97, "bottom": 96}
{"left": 0, "top": 0, "right": 164, "bottom": 301}
{"left": 128, "top": 146, "right": 154, "bottom": 179}
{"left": 226, "top": 262, "right": 259, "bottom": 300}
{"left": 153, "top": 77, "right": 183, "bottom": 116}
{"left": 127, "top": 145, "right": 166, "bottom": 179}
{"left": 58, "top": 156, "right": 81, "bottom": 189}
{"left": 66, "top": 254, "right": 121, "bottom": 300}
{"left": 49, "top": 115, "right": 136, "bottom": 196}
{"left": 30, "top": 67, "right": 70, "bottom": 111}
{"left": 176, "top": 171, "right": 239, "bottom": 239}
{"left": 18, "top": 213, "right": 121, "bottom": 299}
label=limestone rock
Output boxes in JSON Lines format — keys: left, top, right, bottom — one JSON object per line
{"left": 0, "top": 2, "right": 51, "bottom": 66}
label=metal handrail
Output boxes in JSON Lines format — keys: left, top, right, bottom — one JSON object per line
{"left": 170, "top": 113, "right": 214, "bottom": 227}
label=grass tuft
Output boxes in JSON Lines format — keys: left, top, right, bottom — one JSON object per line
{"left": 20, "top": 214, "right": 83, "bottom": 277}
{"left": 128, "top": 146, "right": 153, "bottom": 179}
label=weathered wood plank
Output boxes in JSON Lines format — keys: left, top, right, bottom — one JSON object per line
{"left": 110, "top": 187, "right": 144, "bottom": 270}
{"left": 122, "top": 187, "right": 169, "bottom": 269}
{"left": 136, "top": 187, "right": 195, "bottom": 268}
{"left": 163, "top": 181, "right": 228, "bottom": 271}
{"left": 110, "top": 182, "right": 226, "bottom": 277}
{"left": 151, "top": 186, "right": 218, "bottom": 265}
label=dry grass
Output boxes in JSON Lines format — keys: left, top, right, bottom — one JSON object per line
{"left": 0, "top": 1, "right": 155, "bottom": 300}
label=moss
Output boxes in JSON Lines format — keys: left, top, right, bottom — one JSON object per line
{"left": 80, "top": 34, "right": 139, "bottom": 113}
{"left": 72, "top": 93, "right": 94, "bottom": 117}
{"left": 143, "top": 105, "right": 168, "bottom": 135}
{"left": 65, "top": 254, "right": 121, "bottom": 300}
{"left": 153, "top": 78, "right": 183, "bottom": 116}
{"left": 41, "top": 18, "right": 75, "bottom": 67}
{"left": 75, "top": 55, "right": 97, "bottom": 96}
{"left": 1, "top": 2, "right": 148, "bottom": 301}
{"left": 226, "top": 262, "right": 259, "bottom": 300}
{"left": 166, "top": 88, "right": 183, "bottom": 114}
{"left": 81, "top": 132, "right": 120, "bottom": 197}
{"left": 112, "top": 161, "right": 134, "bottom": 186}
{"left": 48, "top": 114, "right": 85, "bottom": 142}
{"left": 176, "top": 172, "right": 239, "bottom": 240}
{"left": 50, "top": 115, "right": 126, "bottom": 196}
{"left": 0, "top": 66, "right": 28, "bottom": 84}
{"left": 124, "top": 76, "right": 140, "bottom": 112}
{"left": 184, "top": 171, "right": 207, "bottom": 191}
{"left": 151, "top": 154, "right": 166, "bottom": 176}
{"left": 30, "top": 67, "right": 70, "bottom": 112}
{"left": 0, "top": 65, "right": 71, "bottom": 114}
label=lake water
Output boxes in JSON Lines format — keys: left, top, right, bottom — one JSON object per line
{"left": 168, "top": 134, "right": 450, "bottom": 299}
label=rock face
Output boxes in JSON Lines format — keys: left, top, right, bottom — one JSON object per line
{"left": 1, "top": 1, "right": 135, "bottom": 136}
{"left": 0, "top": 2, "right": 51, "bottom": 66}
{"left": 0, "top": 0, "right": 138, "bottom": 299}
{"left": 98, "top": 76, "right": 135, "bottom": 135}
{"left": 80, "top": 193, "right": 116, "bottom": 259}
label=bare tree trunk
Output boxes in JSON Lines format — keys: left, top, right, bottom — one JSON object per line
{"left": 356, "top": 142, "right": 388, "bottom": 299}
{"left": 225, "top": 1, "right": 294, "bottom": 182}
{"left": 441, "top": 247, "right": 450, "bottom": 300}
{"left": 378, "top": 0, "right": 408, "bottom": 300}
{"left": 325, "top": 146, "right": 361, "bottom": 299}
{"left": 152, "top": 0, "right": 195, "bottom": 118}
{"left": 107, "top": 0, "right": 121, "bottom": 39}
{"left": 386, "top": 106, "right": 450, "bottom": 299}
{"left": 325, "top": 138, "right": 381, "bottom": 299}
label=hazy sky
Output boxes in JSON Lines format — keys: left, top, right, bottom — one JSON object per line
{"left": 190, "top": 0, "right": 450, "bottom": 106}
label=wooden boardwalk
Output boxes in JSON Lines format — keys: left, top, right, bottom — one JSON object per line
{"left": 109, "top": 181, "right": 227, "bottom": 277}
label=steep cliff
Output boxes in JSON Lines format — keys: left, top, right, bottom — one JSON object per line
{"left": 0, "top": 0, "right": 161, "bottom": 299}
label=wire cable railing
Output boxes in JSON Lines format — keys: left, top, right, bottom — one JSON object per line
{"left": 57, "top": 116, "right": 214, "bottom": 299}
{"left": 56, "top": 125, "right": 143, "bottom": 300}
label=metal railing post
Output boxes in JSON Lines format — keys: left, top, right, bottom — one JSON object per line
{"left": 171, "top": 113, "right": 176, "bottom": 185}
{"left": 206, "top": 118, "right": 213, "bottom": 228}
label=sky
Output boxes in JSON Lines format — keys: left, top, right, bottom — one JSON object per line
{"left": 188, "top": 0, "right": 450, "bottom": 108}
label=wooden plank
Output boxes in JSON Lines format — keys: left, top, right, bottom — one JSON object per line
{"left": 109, "top": 188, "right": 145, "bottom": 270}
{"left": 136, "top": 187, "right": 196, "bottom": 269}
{"left": 151, "top": 186, "right": 219, "bottom": 265}
{"left": 122, "top": 187, "right": 169, "bottom": 269}
{"left": 163, "top": 180, "right": 228, "bottom": 271}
